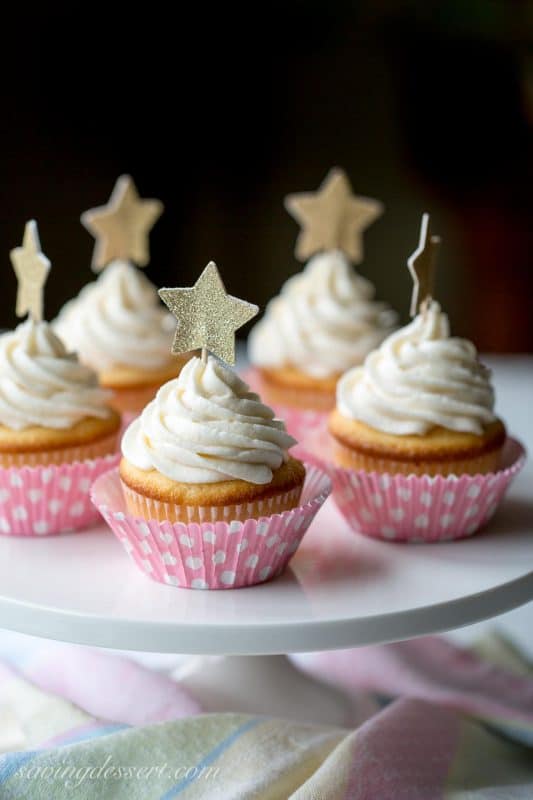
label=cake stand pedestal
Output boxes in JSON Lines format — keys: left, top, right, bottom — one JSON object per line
{"left": 0, "top": 464, "right": 531, "bottom": 725}
{"left": 175, "top": 655, "right": 369, "bottom": 726}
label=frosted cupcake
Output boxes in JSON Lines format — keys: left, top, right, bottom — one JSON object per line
{"left": 0, "top": 221, "right": 120, "bottom": 536}
{"left": 54, "top": 175, "right": 184, "bottom": 413}
{"left": 248, "top": 168, "right": 396, "bottom": 416}
{"left": 330, "top": 299, "right": 505, "bottom": 476}
{"left": 249, "top": 249, "right": 396, "bottom": 410}
{"left": 0, "top": 318, "right": 120, "bottom": 467}
{"left": 304, "top": 215, "right": 524, "bottom": 544}
{"left": 92, "top": 262, "right": 331, "bottom": 588}
{"left": 120, "top": 354, "right": 305, "bottom": 522}
{"left": 54, "top": 261, "right": 184, "bottom": 413}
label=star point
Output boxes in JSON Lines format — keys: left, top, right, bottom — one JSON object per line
{"left": 284, "top": 167, "right": 383, "bottom": 263}
{"left": 10, "top": 220, "right": 51, "bottom": 322}
{"left": 81, "top": 175, "right": 163, "bottom": 272}
{"left": 159, "top": 261, "right": 259, "bottom": 365}
{"left": 407, "top": 213, "right": 441, "bottom": 317}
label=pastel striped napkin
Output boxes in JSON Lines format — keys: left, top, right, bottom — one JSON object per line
{"left": 0, "top": 633, "right": 532, "bottom": 798}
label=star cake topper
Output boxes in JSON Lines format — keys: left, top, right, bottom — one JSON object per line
{"left": 81, "top": 175, "right": 163, "bottom": 272}
{"left": 10, "top": 220, "right": 51, "bottom": 322}
{"left": 159, "top": 262, "right": 259, "bottom": 365}
{"left": 284, "top": 167, "right": 383, "bottom": 263}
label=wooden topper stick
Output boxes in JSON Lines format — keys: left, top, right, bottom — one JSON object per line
{"left": 407, "top": 213, "right": 441, "bottom": 317}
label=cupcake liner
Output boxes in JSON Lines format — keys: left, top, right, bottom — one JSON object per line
{"left": 242, "top": 368, "right": 329, "bottom": 441}
{"left": 0, "top": 453, "right": 120, "bottom": 537}
{"left": 91, "top": 463, "right": 331, "bottom": 589}
{"left": 302, "top": 430, "right": 526, "bottom": 543}
{"left": 273, "top": 407, "right": 329, "bottom": 444}
{"left": 120, "top": 481, "right": 304, "bottom": 524}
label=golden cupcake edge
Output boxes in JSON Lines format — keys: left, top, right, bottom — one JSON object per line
{"left": 328, "top": 409, "right": 506, "bottom": 476}
{"left": 0, "top": 411, "right": 121, "bottom": 467}
{"left": 120, "top": 456, "right": 306, "bottom": 523}
{"left": 255, "top": 367, "right": 338, "bottom": 411}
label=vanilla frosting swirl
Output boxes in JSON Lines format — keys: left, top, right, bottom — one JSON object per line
{"left": 54, "top": 260, "right": 175, "bottom": 372}
{"left": 122, "top": 355, "right": 297, "bottom": 484}
{"left": 0, "top": 319, "right": 112, "bottom": 430}
{"left": 337, "top": 301, "right": 496, "bottom": 435}
{"left": 248, "top": 250, "right": 397, "bottom": 379}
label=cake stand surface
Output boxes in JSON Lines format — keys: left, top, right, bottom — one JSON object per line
{"left": 0, "top": 457, "right": 531, "bottom": 724}
{"left": 0, "top": 463, "right": 531, "bottom": 656}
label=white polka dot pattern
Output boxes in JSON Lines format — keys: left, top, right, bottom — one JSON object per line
{"left": 305, "top": 435, "right": 525, "bottom": 544}
{"left": 0, "top": 453, "right": 120, "bottom": 537}
{"left": 91, "top": 463, "right": 331, "bottom": 589}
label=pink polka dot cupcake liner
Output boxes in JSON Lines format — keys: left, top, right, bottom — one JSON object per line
{"left": 91, "top": 463, "right": 331, "bottom": 589}
{"left": 272, "top": 406, "right": 328, "bottom": 443}
{"left": 241, "top": 368, "right": 328, "bottom": 441}
{"left": 302, "top": 431, "right": 526, "bottom": 543}
{"left": 0, "top": 454, "right": 120, "bottom": 537}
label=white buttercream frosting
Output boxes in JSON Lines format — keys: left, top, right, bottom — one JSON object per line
{"left": 122, "top": 355, "right": 297, "bottom": 484}
{"left": 0, "top": 319, "right": 112, "bottom": 430}
{"left": 248, "top": 250, "right": 397, "bottom": 379}
{"left": 337, "top": 301, "right": 496, "bottom": 435}
{"left": 54, "top": 260, "right": 175, "bottom": 372}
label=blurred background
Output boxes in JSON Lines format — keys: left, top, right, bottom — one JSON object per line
{"left": 0, "top": 1, "right": 531, "bottom": 350}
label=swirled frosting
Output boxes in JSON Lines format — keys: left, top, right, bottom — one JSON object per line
{"left": 122, "top": 355, "right": 297, "bottom": 484}
{"left": 0, "top": 319, "right": 112, "bottom": 430}
{"left": 248, "top": 250, "right": 397, "bottom": 379}
{"left": 337, "top": 301, "right": 496, "bottom": 435}
{"left": 54, "top": 261, "right": 175, "bottom": 372}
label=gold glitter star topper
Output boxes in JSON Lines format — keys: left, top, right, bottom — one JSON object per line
{"left": 407, "top": 213, "right": 441, "bottom": 317}
{"left": 10, "top": 220, "right": 51, "bottom": 322}
{"left": 159, "top": 262, "right": 258, "bottom": 365}
{"left": 81, "top": 175, "right": 163, "bottom": 272}
{"left": 284, "top": 167, "right": 383, "bottom": 263}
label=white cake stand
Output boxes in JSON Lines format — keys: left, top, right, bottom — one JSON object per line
{"left": 0, "top": 457, "right": 531, "bottom": 725}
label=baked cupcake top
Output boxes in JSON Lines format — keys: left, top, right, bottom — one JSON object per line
{"left": 248, "top": 250, "right": 397, "bottom": 379}
{"left": 54, "top": 261, "right": 175, "bottom": 372}
{"left": 337, "top": 300, "right": 496, "bottom": 436}
{"left": 122, "top": 354, "right": 296, "bottom": 484}
{"left": 0, "top": 318, "right": 112, "bottom": 430}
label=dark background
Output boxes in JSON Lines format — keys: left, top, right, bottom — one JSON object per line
{"left": 1, "top": 1, "right": 531, "bottom": 350}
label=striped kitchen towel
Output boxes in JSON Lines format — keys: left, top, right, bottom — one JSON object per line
{"left": 0, "top": 633, "right": 532, "bottom": 798}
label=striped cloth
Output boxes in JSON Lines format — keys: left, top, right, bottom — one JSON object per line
{"left": 0, "top": 634, "right": 532, "bottom": 798}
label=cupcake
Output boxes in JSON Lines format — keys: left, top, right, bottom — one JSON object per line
{"left": 120, "top": 354, "right": 305, "bottom": 523}
{"left": 248, "top": 249, "right": 397, "bottom": 411}
{"left": 54, "top": 175, "right": 185, "bottom": 414}
{"left": 54, "top": 260, "right": 185, "bottom": 414}
{"left": 247, "top": 168, "right": 396, "bottom": 426}
{"left": 304, "top": 215, "right": 524, "bottom": 543}
{"left": 330, "top": 299, "right": 505, "bottom": 476}
{"left": 92, "top": 262, "right": 331, "bottom": 588}
{"left": 0, "top": 221, "right": 121, "bottom": 536}
{"left": 0, "top": 318, "right": 120, "bottom": 467}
